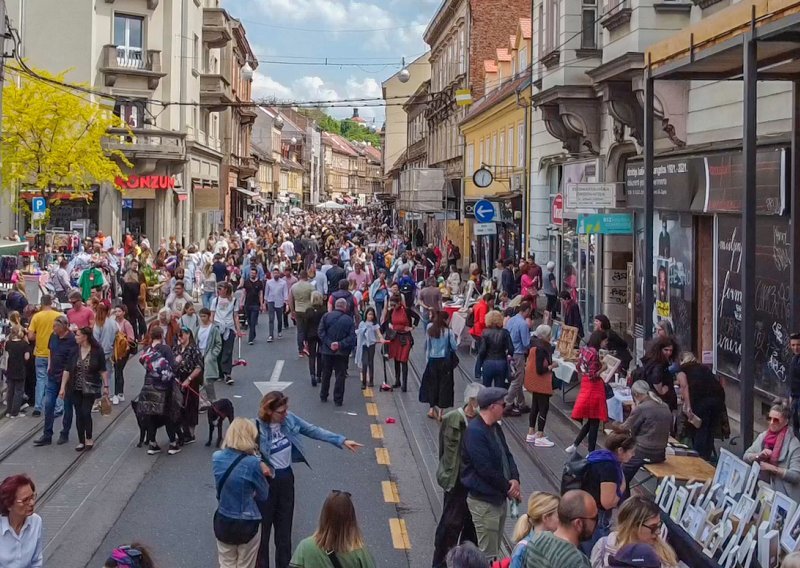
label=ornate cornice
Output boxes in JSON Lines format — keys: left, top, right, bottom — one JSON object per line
{"left": 533, "top": 86, "right": 600, "bottom": 155}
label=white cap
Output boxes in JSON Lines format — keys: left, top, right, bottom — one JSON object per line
{"left": 546, "top": 261, "right": 556, "bottom": 270}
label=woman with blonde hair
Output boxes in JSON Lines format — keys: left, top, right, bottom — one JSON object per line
{"left": 475, "top": 310, "right": 514, "bottom": 389}
{"left": 509, "top": 492, "right": 560, "bottom": 568}
{"left": 590, "top": 496, "right": 678, "bottom": 568}
{"left": 212, "top": 418, "right": 270, "bottom": 568}
{"left": 289, "top": 490, "right": 375, "bottom": 567}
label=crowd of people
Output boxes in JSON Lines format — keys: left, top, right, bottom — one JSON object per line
{"left": 0, "top": 202, "right": 793, "bottom": 568}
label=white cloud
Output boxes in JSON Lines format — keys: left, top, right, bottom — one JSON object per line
{"left": 292, "top": 76, "right": 340, "bottom": 102}
{"left": 252, "top": 72, "right": 294, "bottom": 101}
{"left": 345, "top": 77, "right": 381, "bottom": 99}
{"left": 255, "top": 0, "right": 394, "bottom": 30}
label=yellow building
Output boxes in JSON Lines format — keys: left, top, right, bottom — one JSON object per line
{"left": 459, "top": 17, "right": 531, "bottom": 271}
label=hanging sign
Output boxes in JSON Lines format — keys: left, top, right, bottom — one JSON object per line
{"left": 552, "top": 194, "right": 564, "bottom": 226}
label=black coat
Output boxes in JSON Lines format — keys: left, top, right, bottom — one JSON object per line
{"left": 318, "top": 310, "right": 356, "bottom": 356}
{"left": 65, "top": 345, "right": 107, "bottom": 395}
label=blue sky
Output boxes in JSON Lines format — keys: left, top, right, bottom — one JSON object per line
{"left": 221, "top": 0, "right": 440, "bottom": 126}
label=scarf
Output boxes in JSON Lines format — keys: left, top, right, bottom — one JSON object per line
{"left": 765, "top": 425, "right": 788, "bottom": 466}
{"left": 587, "top": 449, "right": 625, "bottom": 498}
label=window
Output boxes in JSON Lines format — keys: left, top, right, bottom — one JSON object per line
{"left": 458, "top": 29, "right": 466, "bottom": 74}
{"left": 548, "top": 0, "right": 560, "bottom": 52}
{"left": 193, "top": 34, "right": 199, "bottom": 72}
{"left": 114, "top": 99, "right": 146, "bottom": 129}
{"left": 479, "top": 138, "right": 484, "bottom": 166}
{"left": 466, "top": 144, "right": 475, "bottom": 178}
{"left": 498, "top": 131, "right": 505, "bottom": 167}
{"left": 518, "top": 121, "right": 525, "bottom": 168}
{"left": 507, "top": 127, "right": 514, "bottom": 167}
{"left": 491, "top": 134, "right": 497, "bottom": 166}
{"left": 582, "top": 0, "right": 597, "bottom": 50}
{"left": 518, "top": 46, "right": 528, "bottom": 74}
{"left": 114, "top": 14, "right": 144, "bottom": 68}
{"left": 537, "top": 5, "right": 544, "bottom": 59}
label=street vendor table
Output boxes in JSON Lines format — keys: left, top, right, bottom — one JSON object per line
{"left": 449, "top": 311, "right": 471, "bottom": 347}
{"left": 643, "top": 455, "right": 717, "bottom": 483}
{"left": 607, "top": 386, "right": 633, "bottom": 422}
{"left": 552, "top": 357, "right": 579, "bottom": 402}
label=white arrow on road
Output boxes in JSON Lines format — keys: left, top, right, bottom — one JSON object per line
{"left": 476, "top": 205, "right": 493, "bottom": 218}
{"left": 254, "top": 360, "right": 294, "bottom": 394}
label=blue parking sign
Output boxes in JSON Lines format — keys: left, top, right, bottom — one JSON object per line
{"left": 31, "top": 197, "right": 46, "bottom": 213}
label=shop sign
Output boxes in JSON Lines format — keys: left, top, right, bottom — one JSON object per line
{"left": 578, "top": 213, "right": 633, "bottom": 235}
{"left": 474, "top": 222, "right": 497, "bottom": 236}
{"left": 625, "top": 157, "right": 696, "bottom": 211}
{"left": 115, "top": 175, "right": 177, "bottom": 190}
{"left": 551, "top": 194, "right": 564, "bottom": 226}
{"left": 704, "top": 148, "right": 784, "bottom": 215}
{"left": 404, "top": 212, "right": 423, "bottom": 221}
{"left": 565, "top": 183, "right": 616, "bottom": 210}
{"left": 121, "top": 199, "right": 134, "bottom": 209}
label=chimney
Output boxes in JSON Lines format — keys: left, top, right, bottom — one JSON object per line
{"left": 352, "top": 108, "right": 359, "bottom": 119}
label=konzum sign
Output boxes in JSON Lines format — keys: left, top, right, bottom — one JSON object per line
{"left": 115, "top": 175, "right": 176, "bottom": 190}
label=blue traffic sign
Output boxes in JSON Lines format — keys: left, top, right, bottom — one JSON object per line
{"left": 474, "top": 199, "right": 495, "bottom": 223}
{"left": 31, "top": 197, "right": 46, "bottom": 213}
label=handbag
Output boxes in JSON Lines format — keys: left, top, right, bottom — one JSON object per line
{"left": 213, "top": 454, "right": 261, "bottom": 545}
{"left": 446, "top": 331, "right": 460, "bottom": 372}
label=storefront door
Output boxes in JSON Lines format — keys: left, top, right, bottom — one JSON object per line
{"left": 122, "top": 204, "right": 146, "bottom": 238}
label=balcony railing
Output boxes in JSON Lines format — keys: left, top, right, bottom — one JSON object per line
{"left": 100, "top": 45, "right": 166, "bottom": 89}
{"left": 105, "top": 127, "right": 186, "bottom": 162}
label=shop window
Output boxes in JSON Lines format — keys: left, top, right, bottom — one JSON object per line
{"left": 114, "top": 14, "right": 144, "bottom": 68}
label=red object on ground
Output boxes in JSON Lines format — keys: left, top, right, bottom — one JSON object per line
{"left": 385, "top": 417, "right": 396, "bottom": 424}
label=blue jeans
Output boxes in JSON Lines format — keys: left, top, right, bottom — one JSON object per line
{"left": 247, "top": 306, "right": 260, "bottom": 343}
{"left": 202, "top": 291, "right": 215, "bottom": 310}
{"left": 480, "top": 359, "right": 509, "bottom": 388}
{"left": 35, "top": 358, "right": 63, "bottom": 414}
{"left": 43, "top": 379, "right": 73, "bottom": 440}
{"left": 268, "top": 302, "right": 284, "bottom": 337}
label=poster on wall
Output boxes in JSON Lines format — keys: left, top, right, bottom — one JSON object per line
{"left": 634, "top": 212, "right": 694, "bottom": 352}
{"left": 715, "top": 215, "right": 791, "bottom": 395}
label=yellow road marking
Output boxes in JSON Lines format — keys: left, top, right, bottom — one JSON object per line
{"left": 363, "top": 387, "right": 374, "bottom": 398}
{"left": 366, "top": 402, "right": 378, "bottom": 416}
{"left": 382, "top": 481, "right": 399, "bottom": 503}
{"left": 389, "top": 518, "right": 411, "bottom": 549}
{"left": 375, "top": 447, "right": 390, "bottom": 465}
{"left": 371, "top": 424, "right": 384, "bottom": 439}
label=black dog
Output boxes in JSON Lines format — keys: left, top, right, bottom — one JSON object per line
{"left": 131, "top": 397, "right": 165, "bottom": 448}
{"left": 206, "top": 398, "right": 235, "bottom": 447}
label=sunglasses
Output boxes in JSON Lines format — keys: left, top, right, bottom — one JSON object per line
{"left": 642, "top": 521, "right": 662, "bottom": 534}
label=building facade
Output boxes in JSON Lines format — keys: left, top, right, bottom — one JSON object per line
{"left": 6, "top": 0, "right": 257, "bottom": 245}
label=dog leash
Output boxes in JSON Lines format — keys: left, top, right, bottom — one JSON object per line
{"left": 175, "top": 378, "right": 228, "bottom": 420}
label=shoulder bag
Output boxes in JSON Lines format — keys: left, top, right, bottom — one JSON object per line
{"left": 326, "top": 551, "right": 345, "bottom": 568}
{"left": 212, "top": 453, "right": 261, "bottom": 545}
{"left": 446, "top": 330, "right": 460, "bottom": 372}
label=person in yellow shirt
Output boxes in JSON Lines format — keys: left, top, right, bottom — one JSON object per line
{"left": 27, "top": 295, "right": 63, "bottom": 417}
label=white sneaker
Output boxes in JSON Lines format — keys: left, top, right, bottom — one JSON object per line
{"left": 535, "top": 437, "right": 555, "bottom": 448}
{"left": 525, "top": 434, "right": 538, "bottom": 443}
{"left": 118, "top": 394, "right": 125, "bottom": 402}
{"left": 565, "top": 444, "right": 577, "bottom": 453}
{"left": 20, "top": 403, "right": 29, "bottom": 411}
{"left": 112, "top": 395, "right": 120, "bottom": 405}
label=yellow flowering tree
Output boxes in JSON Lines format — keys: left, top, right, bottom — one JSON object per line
{"left": 1, "top": 67, "right": 132, "bottom": 220}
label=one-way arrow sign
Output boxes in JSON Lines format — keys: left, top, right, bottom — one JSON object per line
{"left": 473, "top": 199, "right": 496, "bottom": 223}
{"left": 254, "top": 360, "right": 294, "bottom": 394}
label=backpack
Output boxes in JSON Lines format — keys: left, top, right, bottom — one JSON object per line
{"left": 560, "top": 451, "right": 591, "bottom": 494}
{"left": 112, "top": 331, "right": 130, "bottom": 362}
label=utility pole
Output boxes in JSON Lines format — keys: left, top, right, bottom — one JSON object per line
{"left": 0, "top": 0, "right": 11, "bottom": 239}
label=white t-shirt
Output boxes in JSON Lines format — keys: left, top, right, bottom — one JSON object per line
{"left": 211, "top": 296, "right": 238, "bottom": 337}
{"left": 269, "top": 424, "right": 292, "bottom": 470}
{"left": 197, "top": 325, "right": 211, "bottom": 351}
{"left": 281, "top": 240, "right": 295, "bottom": 258}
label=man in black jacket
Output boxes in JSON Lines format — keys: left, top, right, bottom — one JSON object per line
{"left": 501, "top": 260, "right": 516, "bottom": 297}
{"left": 791, "top": 333, "right": 800, "bottom": 436}
{"left": 325, "top": 258, "right": 346, "bottom": 294}
{"left": 318, "top": 298, "right": 356, "bottom": 406}
{"left": 460, "top": 387, "right": 521, "bottom": 560}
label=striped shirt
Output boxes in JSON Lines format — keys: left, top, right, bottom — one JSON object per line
{"left": 522, "top": 530, "right": 590, "bottom": 568}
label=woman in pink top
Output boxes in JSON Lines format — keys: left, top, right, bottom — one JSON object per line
{"left": 112, "top": 306, "right": 135, "bottom": 404}
{"left": 520, "top": 263, "right": 535, "bottom": 297}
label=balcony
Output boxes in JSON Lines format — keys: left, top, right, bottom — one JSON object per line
{"left": 105, "top": 0, "right": 159, "bottom": 9}
{"left": 200, "top": 73, "right": 233, "bottom": 111}
{"left": 203, "top": 8, "right": 233, "bottom": 48}
{"left": 99, "top": 45, "right": 166, "bottom": 90}
{"left": 239, "top": 105, "right": 258, "bottom": 125}
{"left": 105, "top": 128, "right": 186, "bottom": 165}
{"left": 234, "top": 155, "right": 258, "bottom": 180}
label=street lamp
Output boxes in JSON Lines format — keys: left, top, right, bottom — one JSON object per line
{"left": 398, "top": 57, "right": 410, "bottom": 83}
{"left": 274, "top": 115, "right": 284, "bottom": 129}
{"left": 242, "top": 62, "right": 254, "bottom": 82}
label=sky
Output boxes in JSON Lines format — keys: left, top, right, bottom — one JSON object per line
{"left": 221, "top": 0, "right": 440, "bottom": 127}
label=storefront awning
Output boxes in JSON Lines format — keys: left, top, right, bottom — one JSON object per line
{"left": 234, "top": 186, "right": 259, "bottom": 198}
{"left": 0, "top": 239, "right": 28, "bottom": 256}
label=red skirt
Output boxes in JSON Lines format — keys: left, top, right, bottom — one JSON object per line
{"left": 388, "top": 332, "right": 413, "bottom": 362}
{"left": 571, "top": 374, "right": 608, "bottom": 422}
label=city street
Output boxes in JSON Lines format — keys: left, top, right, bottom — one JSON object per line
{"left": 0, "top": 315, "right": 570, "bottom": 567}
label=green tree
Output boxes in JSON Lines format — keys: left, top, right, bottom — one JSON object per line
{"left": 1, "top": 67, "right": 132, "bottom": 220}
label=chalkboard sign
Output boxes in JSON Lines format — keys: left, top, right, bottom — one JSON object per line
{"left": 716, "top": 215, "right": 791, "bottom": 395}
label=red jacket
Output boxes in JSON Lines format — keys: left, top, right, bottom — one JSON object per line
{"left": 471, "top": 299, "right": 489, "bottom": 338}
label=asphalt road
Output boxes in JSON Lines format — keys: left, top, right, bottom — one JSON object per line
{"left": 84, "top": 316, "right": 417, "bottom": 567}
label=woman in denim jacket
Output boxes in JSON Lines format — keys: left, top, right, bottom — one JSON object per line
{"left": 255, "top": 391, "right": 362, "bottom": 568}
{"left": 212, "top": 418, "right": 270, "bottom": 568}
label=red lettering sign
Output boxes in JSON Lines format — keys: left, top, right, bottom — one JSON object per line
{"left": 552, "top": 193, "right": 564, "bottom": 226}
{"left": 115, "top": 175, "right": 176, "bottom": 190}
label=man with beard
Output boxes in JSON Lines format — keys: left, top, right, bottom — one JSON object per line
{"left": 431, "top": 383, "right": 483, "bottom": 568}
{"left": 522, "top": 490, "right": 595, "bottom": 567}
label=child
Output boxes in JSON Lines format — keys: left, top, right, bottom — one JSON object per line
{"left": 355, "top": 307, "right": 385, "bottom": 389}
{"left": 5, "top": 325, "right": 30, "bottom": 417}
{"left": 180, "top": 302, "right": 199, "bottom": 339}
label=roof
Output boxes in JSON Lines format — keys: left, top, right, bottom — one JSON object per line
{"left": 509, "top": 36, "right": 516, "bottom": 50}
{"left": 519, "top": 18, "right": 531, "bottom": 40}
{"left": 280, "top": 157, "right": 304, "bottom": 171}
{"left": 484, "top": 60, "right": 498, "bottom": 73}
{"left": 322, "top": 132, "right": 359, "bottom": 157}
{"left": 496, "top": 48, "right": 511, "bottom": 61}
{"left": 387, "top": 149, "right": 408, "bottom": 175}
{"left": 461, "top": 69, "right": 531, "bottom": 125}
{"left": 362, "top": 144, "right": 382, "bottom": 163}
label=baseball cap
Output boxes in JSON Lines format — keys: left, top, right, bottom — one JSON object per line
{"left": 476, "top": 387, "right": 507, "bottom": 409}
{"left": 609, "top": 544, "right": 662, "bottom": 568}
